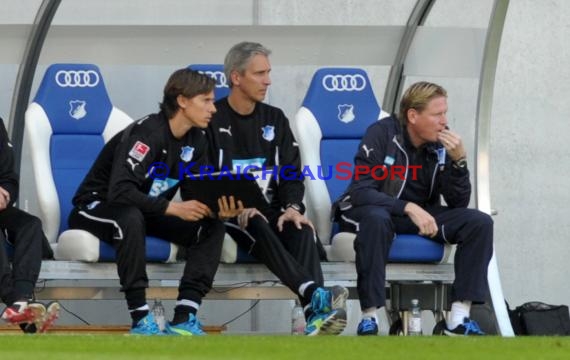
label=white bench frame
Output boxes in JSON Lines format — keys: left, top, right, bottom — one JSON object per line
{"left": 37, "top": 261, "right": 454, "bottom": 301}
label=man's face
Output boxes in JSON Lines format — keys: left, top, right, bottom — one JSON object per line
{"left": 407, "top": 96, "right": 448, "bottom": 146}
{"left": 179, "top": 90, "right": 217, "bottom": 128}
{"left": 231, "top": 54, "right": 271, "bottom": 102}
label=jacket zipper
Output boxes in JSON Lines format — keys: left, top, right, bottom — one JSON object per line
{"left": 392, "top": 136, "right": 409, "bottom": 199}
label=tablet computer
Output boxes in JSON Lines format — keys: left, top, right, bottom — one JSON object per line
{"left": 183, "top": 171, "right": 270, "bottom": 212}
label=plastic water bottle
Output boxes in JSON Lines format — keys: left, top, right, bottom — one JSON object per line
{"left": 291, "top": 300, "right": 306, "bottom": 335}
{"left": 151, "top": 299, "right": 166, "bottom": 331}
{"left": 408, "top": 298, "right": 422, "bottom": 336}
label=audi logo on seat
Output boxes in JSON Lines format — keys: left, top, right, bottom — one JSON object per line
{"left": 55, "top": 70, "right": 100, "bottom": 88}
{"left": 322, "top": 74, "right": 366, "bottom": 92}
{"left": 200, "top": 71, "right": 228, "bottom": 88}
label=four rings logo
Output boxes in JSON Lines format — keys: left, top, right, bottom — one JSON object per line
{"left": 201, "top": 71, "right": 228, "bottom": 88}
{"left": 322, "top": 74, "right": 366, "bottom": 92}
{"left": 55, "top": 70, "right": 100, "bottom": 88}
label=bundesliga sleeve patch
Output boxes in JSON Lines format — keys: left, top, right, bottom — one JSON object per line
{"left": 128, "top": 141, "right": 150, "bottom": 162}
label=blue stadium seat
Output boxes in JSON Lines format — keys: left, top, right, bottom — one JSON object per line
{"left": 291, "top": 67, "right": 451, "bottom": 263}
{"left": 188, "top": 64, "right": 230, "bottom": 101}
{"left": 25, "top": 63, "right": 177, "bottom": 262}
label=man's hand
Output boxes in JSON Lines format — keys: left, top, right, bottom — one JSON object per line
{"left": 0, "top": 186, "right": 10, "bottom": 211}
{"left": 276, "top": 207, "right": 315, "bottom": 232}
{"left": 166, "top": 200, "right": 212, "bottom": 222}
{"left": 437, "top": 128, "right": 466, "bottom": 161}
{"left": 237, "top": 208, "right": 268, "bottom": 229}
{"left": 217, "top": 195, "right": 244, "bottom": 220}
{"left": 404, "top": 202, "right": 438, "bottom": 238}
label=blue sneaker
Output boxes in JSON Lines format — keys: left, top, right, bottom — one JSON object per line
{"left": 311, "top": 287, "right": 333, "bottom": 313}
{"left": 357, "top": 317, "right": 378, "bottom": 336}
{"left": 443, "top": 318, "right": 485, "bottom": 336}
{"left": 130, "top": 313, "right": 161, "bottom": 335}
{"left": 164, "top": 314, "right": 206, "bottom": 336}
{"left": 304, "top": 287, "right": 347, "bottom": 336}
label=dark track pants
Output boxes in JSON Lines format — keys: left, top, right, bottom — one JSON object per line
{"left": 68, "top": 203, "right": 225, "bottom": 309}
{"left": 0, "top": 207, "right": 45, "bottom": 305}
{"left": 340, "top": 205, "right": 493, "bottom": 310}
{"left": 225, "top": 212, "right": 324, "bottom": 305}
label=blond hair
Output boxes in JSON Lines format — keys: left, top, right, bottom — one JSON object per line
{"left": 399, "top": 82, "right": 447, "bottom": 125}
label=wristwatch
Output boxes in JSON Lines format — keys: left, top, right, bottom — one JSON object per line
{"left": 452, "top": 157, "right": 468, "bottom": 170}
{"left": 286, "top": 203, "right": 303, "bottom": 213}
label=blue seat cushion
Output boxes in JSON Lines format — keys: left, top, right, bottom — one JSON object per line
{"left": 99, "top": 236, "right": 173, "bottom": 262}
{"left": 389, "top": 234, "right": 444, "bottom": 263}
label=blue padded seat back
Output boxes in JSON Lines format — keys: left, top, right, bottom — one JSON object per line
{"left": 33, "top": 64, "right": 111, "bottom": 234}
{"left": 31, "top": 64, "right": 172, "bottom": 262}
{"left": 51, "top": 135, "right": 104, "bottom": 233}
{"left": 33, "top": 64, "right": 112, "bottom": 134}
{"left": 302, "top": 68, "right": 379, "bottom": 203}
{"left": 320, "top": 139, "right": 361, "bottom": 202}
{"left": 302, "top": 68, "right": 380, "bottom": 139}
{"left": 188, "top": 64, "right": 230, "bottom": 100}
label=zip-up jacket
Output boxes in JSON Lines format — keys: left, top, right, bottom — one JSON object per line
{"left": 73, "top": 112, "right": 208, "bottom": 216}
{"left": 334, "top": 115, "right": 471, "bottom": 217}
{"left": 205, "top": 98, "right": 305, "bottom": 213}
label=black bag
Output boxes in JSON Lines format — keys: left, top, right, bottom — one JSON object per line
{"left": 508, "top": 301, "right": 570, "bottom": 336}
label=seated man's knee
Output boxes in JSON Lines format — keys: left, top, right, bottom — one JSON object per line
{"left": 279, "top": 221, "right": 313, "bottom": 235}
{"left": 360, "top": 210, "right": 393, "bottom": 232}
{"left": 203, "top": 219, "right": 226, "bottom": 243}
{"left": 248, "top": 214, "right": 269, "bottom": 228}
{"left": 117, "top": 207, "right": 144, "bottom": 223}
{"left": 115, "top": 207, "right": 145, "bottom": 233}
{"left": 469, "top": 209, "right": 494, "bottom": 230}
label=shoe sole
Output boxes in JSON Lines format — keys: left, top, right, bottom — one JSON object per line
{"left": 442, "top": 328, "right": 484, "bottom": 336}
{"left": 164, "top": 327, "right": 206, "bottom": 336}
{"left": 357, "top": 330, "right": 379, "bottom": 336}
{"left": 330, "top": 285, "right": 349, "bottom": 312}
{"left": 442, "top": 329, "right": 458, "bottom": 336}
{"left": 38, "top": 302, "right": 60, "bottom": 333}
{"left": 307, "top": 308, "right": 348, "bottom": 336}
{"left": 130, "top": 330, "right": 166, "bottom": 336}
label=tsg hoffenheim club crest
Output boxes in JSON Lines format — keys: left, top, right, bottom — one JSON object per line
{"left": 69, "top": 100, "right": 87, "bottom": 120}
{"left": 261, "top": 125, "right": 275, "bottom": 141}
{"left": 338, "top": 104, "right": 355, "bottom": 123}
{"left": 180, "top": 146, "right": 194, "bottom": 162}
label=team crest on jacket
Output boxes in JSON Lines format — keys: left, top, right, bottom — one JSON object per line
{"left": 261, "top": 125, "right": 275, "bottom": 141}
{"left": 180, "top": 146, "right": 194, "bottom": 162}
